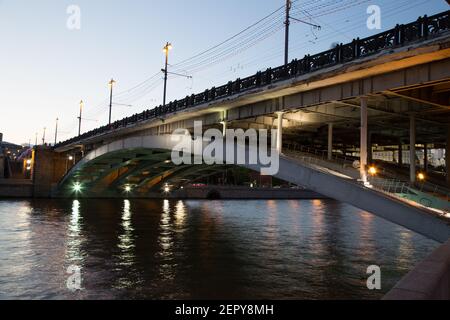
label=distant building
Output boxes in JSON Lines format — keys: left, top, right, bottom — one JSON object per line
{"left": 0, "top": 134, "right": 25, "bottom": 160}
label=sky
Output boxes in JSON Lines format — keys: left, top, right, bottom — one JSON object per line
{"left": 0, "top": 0, "right": 448, "bottom": 145}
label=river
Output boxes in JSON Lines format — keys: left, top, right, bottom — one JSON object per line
{"left": 0, "top": 199, "right": 438, "bottom": 300}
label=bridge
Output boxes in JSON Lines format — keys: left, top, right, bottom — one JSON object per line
{"left": 29, "top": 11, "right": 450, "bottom": 243}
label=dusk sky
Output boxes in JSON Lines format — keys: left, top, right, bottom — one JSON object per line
{"left": 1, "top": 0, "right": 448, "bottom": 144}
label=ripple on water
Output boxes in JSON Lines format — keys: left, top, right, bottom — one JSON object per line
{"left": 0, "top": 199, "right": 438, "bottom": 300}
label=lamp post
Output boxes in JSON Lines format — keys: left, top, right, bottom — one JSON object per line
{"left": 78, "top": 100, "right": 84, "bottom": 136}
{"left": 284, "top": 0, "right": 291, "bottom": 66}
{"left": 42, "top": 127, "right": 46, "bottom": 145}
{"left": 108, "top": 79, "right": 116, "bottom": 125}
{"left": 162, "top": 42, "right": 172, "bottom": 107}
{"left": 54, "top": 118, "right": 59, "bottom": 145}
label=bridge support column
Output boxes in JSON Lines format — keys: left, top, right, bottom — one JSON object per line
{"left": 398, "top": 143, "right": 403, "bottom": 166}
{"left": 368, "top": 132, "right": 373, "bottom": 164}
{"left": 221, "top": 121, "right": 227, "bottom": 137}
{"left": 446, "top": 126, "right": 450, "bottom": 187}
{"left": 327, "top": 123, "right": 333, "bottom": 161}
{"left": 276, "top": 112, "right": 284, "bottom": 153}
{"left": 32, "top": 146, "right": 67, "bottom": 198}
{"left": 0, "top": 155, "right": 4, "bottom": 179}
{"left": 410, "top": 114, "right": 416, "bottom": 184}
{"left": 423, "top": 143, "right": 428, "bottom": 173}
{"left": 360, "top": 97, "right": 368, "bottom": 183}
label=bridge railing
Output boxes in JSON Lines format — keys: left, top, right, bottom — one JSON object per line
{"left": 284, "top": 143, "right": 450, "bottom": 214}
{"left": 55, "top": 10, "right": 450, "bottom": 148}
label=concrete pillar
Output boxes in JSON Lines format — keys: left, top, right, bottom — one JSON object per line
{"left": 328, "top": 123, "right": 333, "bottom": 161}
{"left": 368, "top": 132, "right": 373, "bottom": 164}
{"left": 360, "top": 97, "right": 368, "bottom": 183}
{"left": 0, "top": 156, "right": 4, "bottom": 179}
{"left": 221, "top": 121, "right": 227, "bottom": 137}
{"left": 446, "top": 127, "right": 450, "bottom": 187}
{"left": 398, "top": 144, "right": 403, "bottom": 166}
{"left": 423, "top": 144, "right": 428, "bottom": 173}
{"left": 276, "top": 112, "right": 284, "bottom": 153}
{"left": 410, "top": 114, "right": 416, "bottom": 184}
{"left": 32, "top": 147, "right": 67, "bottom": 198}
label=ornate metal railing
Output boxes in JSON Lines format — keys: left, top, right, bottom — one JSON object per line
{"left": 56, "top": 11, "right": 450, "bottom": 148}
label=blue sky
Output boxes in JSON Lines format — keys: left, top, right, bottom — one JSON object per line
{"left": 0, "top": 0, "right": 448, "bottom": 144}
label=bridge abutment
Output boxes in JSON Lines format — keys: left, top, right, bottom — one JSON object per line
{"left": 32, "top": 147, "right": 67, "bottom": 198}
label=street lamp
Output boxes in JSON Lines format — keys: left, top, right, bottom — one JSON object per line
{"left": 54, "top": 118, "right": 59, "bottom": 146}
{"left": 78, "top": 100, "right": 84, "bottom": 136}
{"left": 73, "top": 182, "right": 82, "bottom": 193}
{"left": 162, "top": 42, "right": 172, "bottom": 107}
{"left": 368, "top": 166, "right": 377, "bottom": 176}
{"left": 42, "top": 127, "right": 46, "bottom": 145}
{"left": 108, "top": 79, "right": 116, "bottom": 125}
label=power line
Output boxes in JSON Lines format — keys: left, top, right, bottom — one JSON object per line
{"left": 172, "top": 4, "right": 287, "bottom": 68}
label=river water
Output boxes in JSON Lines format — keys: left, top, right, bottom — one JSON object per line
{"left": 0, "top": 199, "right": 438, "bottom": 300}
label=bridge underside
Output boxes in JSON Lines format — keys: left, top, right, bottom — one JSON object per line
{"left": 56, "top": 148, "right": 258, "bottom": 198}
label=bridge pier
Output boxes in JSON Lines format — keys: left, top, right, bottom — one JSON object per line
{"left": 276, "top": 112, "right": 284, "bottom": 153}
{"left": 368, "top": 131, "right": 373, "bottom": 165}
{"left": 446, "top": 126, "right": 450, "bottom": 187}
{"left": 327, "top": 123, "right": 333, "bottom": 161}
{"left": 221, "top": 120, "right": 227, "bottom": 137}
{"left": 32, "top": 147, "right": 67, "bottom": 198}
{"left": 0, "top": 155, "right": 4, "bottom": 179}
{"left": 410, "top": 114, "right": 416, "bottom": 184}
{"left": 360, "top": 96, "right": 368, "bottom": 183}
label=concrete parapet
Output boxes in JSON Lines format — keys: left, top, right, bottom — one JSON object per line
{"left": 384, "top": 240, "right": 450, "bottom": 300}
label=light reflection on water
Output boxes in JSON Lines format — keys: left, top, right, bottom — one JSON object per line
{"left": 0, "top": 199, "right": 439, "bottom": 300}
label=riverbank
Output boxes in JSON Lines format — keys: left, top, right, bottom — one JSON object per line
{"left": 0, "top": 179, "right": 33, "bottom": 198}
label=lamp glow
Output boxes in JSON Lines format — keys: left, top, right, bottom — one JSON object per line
{"left": 73, "top": 182, "right": 82, "bottom": 193}
{"left": 417, "top": 173, "right": 426, "bottom": 181}
{"left": 368, "top": 166, "right": 377, "bottom": 176}
{"left": 124, "top": 185, "right": 132, "bottom": 193}
{"left": 163, "top": 43, "right": 173, "bottom": 53}
{"left": 163, "top": 184, "right": 170, "bottom": 193}
{"left": 108, "top": 79, "right": 116, "bottom": 88}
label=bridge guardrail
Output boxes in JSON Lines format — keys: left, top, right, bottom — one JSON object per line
{"left": 285, "top": 144, "right": 450, "bottom": 216}
{"left": 55, "top": 11, "right": 450, "bottom": 148}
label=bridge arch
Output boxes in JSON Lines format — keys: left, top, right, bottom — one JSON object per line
{"left": 56, "top": 134, "right": 272, "bottom": 198}
{"left": 55, "top": 133, "right": 450, "bottom": 243}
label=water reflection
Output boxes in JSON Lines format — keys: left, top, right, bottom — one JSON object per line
{"left": 66, "top": 200, "right": 84, "bottom": 266}
{"left": 118, "top": 200, "right": 135, "bottom": 263}
{"left": 0, "top": 199, "right": 440, "bottom": 300}
{"left": 174, "top": 200, "right": 187, "bottom": 228}
{"left": 158, "top": 199, "right": 175, "bottom": 281}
